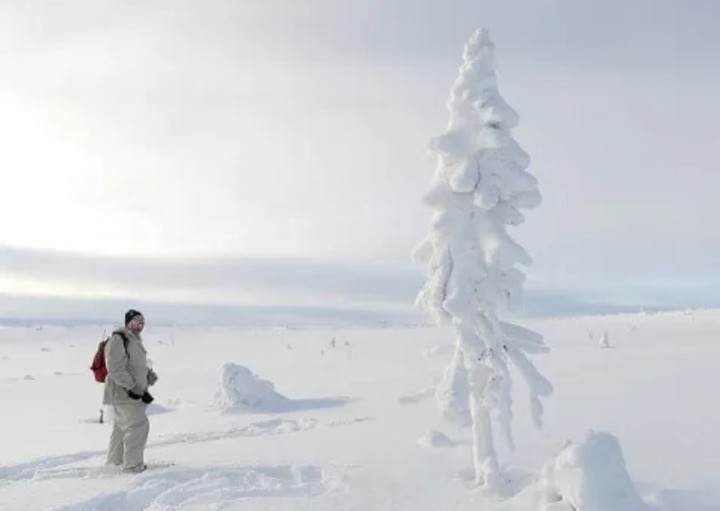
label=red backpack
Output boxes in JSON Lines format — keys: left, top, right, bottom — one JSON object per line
{"left": 90, "top": 332, "right": 129, "bottom": 383}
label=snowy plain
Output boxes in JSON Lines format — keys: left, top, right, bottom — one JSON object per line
{"left": 0, "top": 309, "right": 718, "bottom": 511}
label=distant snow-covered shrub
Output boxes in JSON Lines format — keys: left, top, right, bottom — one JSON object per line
{"left": 213, "top": 363, "right": 287, "bottom": 410}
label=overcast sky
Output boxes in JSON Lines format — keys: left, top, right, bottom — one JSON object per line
{"left": 1, "top": 0, "right": 718, "bottom": 313}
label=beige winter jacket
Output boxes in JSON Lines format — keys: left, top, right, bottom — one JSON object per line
{"left": 103, "top": 328, "right": 149, "bottom": 405}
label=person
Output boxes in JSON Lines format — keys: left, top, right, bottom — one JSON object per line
{"left": 103, "top": 309, "right": 158, "bottom": 472}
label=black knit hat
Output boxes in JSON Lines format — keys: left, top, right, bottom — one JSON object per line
{"left": 124, "top": 309, "right": 144, "bottom": 326}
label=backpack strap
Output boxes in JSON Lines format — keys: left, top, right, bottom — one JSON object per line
{"left": 115, "top": 331, "right": 130, "bottom": 353}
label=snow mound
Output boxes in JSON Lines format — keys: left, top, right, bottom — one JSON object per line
{"left": 417, "top": 430, "right": 454, "bottom": 448}
{"left": 539, "top": 431, "right": 647, "bottom": 511}
{"left": 213, "top": 363, "right": 287, "bottom": 410}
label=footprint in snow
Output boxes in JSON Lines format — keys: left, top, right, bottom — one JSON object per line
{"left": 49, "top": 464, "right": 346, "bottom": 511}
{"left": 0, "top": 417, "right": 369, "bottom": 487}
{"left": 0, "top": 450, "right": 104, "bottom": 483}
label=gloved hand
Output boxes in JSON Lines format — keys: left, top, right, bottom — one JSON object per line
{"left": 127, "top": 389, "right": 143, "bottom": 400}
{"left": 141, "top": 391, "right": 154, "bottom": 404}
{"left": 147, "top": 369, "right": 158, "bottom": 386}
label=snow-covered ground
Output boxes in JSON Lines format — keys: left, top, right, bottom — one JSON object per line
{"left": 0, "top": 310, "right": 718, "bottom": 510}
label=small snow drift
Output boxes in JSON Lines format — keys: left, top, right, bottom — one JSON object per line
{"left": 214, "top": 363, "right": 287, "bottom": 410}
{"left": 540, "top": 431, "right": 647, "bottom": 511}
{"left": 417, "top": 430, "right": 454, "bottom": 448}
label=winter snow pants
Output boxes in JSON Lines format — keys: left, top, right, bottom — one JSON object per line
{"left": 106, "top": 402, "right": 149, "bottom": 469}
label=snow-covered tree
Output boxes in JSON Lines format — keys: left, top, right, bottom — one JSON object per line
{"left": 414, "top": 28, "right": 552, "bottom": 488}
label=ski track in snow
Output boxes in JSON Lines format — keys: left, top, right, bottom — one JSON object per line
{"left": 0, "top": 417, "right": 370, "bottom": 485}
{"left": 51, "top": 464, "right": 345, "bottom": 511}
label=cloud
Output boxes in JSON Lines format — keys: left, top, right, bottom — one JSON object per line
{"left": 0, "top": 293, "right": 422, "bottom": 328}
{"left": 3, "top": 244, "right": 719, "bottom": 326}
{"left": 0, "top": 0, "right": 718, "bottom": 293}
{"left": 0, "top": 245, "right": 424, "bottom": 307}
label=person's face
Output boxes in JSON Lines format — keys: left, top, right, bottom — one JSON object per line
{"left": 129, "top": 315, "right": 145, "bottom": 333}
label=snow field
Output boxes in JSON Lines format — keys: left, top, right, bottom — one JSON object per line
{"left": 0, "top": 311, "right": 718, "bottom": 510}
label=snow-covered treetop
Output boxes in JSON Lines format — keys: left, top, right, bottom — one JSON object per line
{"left": 447, "top": 28, "right": 519, "bottom": 132}
{"left": 416, "top": 29, "right": 542, "bottom": 321}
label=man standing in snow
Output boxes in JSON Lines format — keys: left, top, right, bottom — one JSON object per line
{"left": 104, "top": 309, "right": 158, "bottom": 473}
